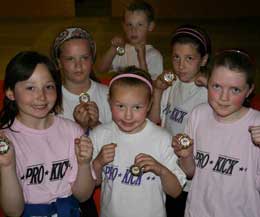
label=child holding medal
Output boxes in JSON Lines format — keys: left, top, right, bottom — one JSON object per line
{"left": 0, "top": 51, "right": 95, "bottom": 217}
{"left": 173, "top": 50, "right": 260, "bottom": 217}
{"left": 91, "top": 66, "right": 186, "bottom": 217}
{"left": 52, "top": 26, "right": 112, "bottom": 217}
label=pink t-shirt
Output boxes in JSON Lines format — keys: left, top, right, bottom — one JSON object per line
{"left": 4, "top": 116, "right": 84, "bottom": 204}
{"left": 185, "top": 103, "right": 260, "bottom": 217}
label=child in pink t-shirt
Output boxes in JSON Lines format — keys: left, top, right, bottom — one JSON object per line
{"left": 0, "top": 51, "right": 95, "bottom": 217}
{"left": 174, "top": 50, "right": 260, "bottom": 217}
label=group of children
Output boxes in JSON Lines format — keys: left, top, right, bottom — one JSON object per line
{"left": 0, "top": 1, "right": 260, "bottom": 217}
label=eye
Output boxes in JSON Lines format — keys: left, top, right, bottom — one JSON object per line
{"left": 172, "top": 55, "right": 180, "bottom": 62}
{"left": 133, "top": 105, "right": 141, "bottom": 110}
{"left": 115, "top": 104, "right": 125, "bottom": 110}
{"left": 186, "top": 56, "right": 194, "bottom": 63}
{"left": 231, "top": 87, "right": 241, "bottom": 94}
{"left": 45, "top": 84, "right": 56, "bottom": 90}
{"left": 212, "top": 84, "right": 221, "bottom": 90}
{"left": 64, "top": 56, "right": 74, "bottom": 61}
{"left": 81, "top": 55, "right": 90, "bottom": 61}
{"left": 26, "top": 86, "right": 35, "bottom": 91}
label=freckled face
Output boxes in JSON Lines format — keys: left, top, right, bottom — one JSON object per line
{"left": 208, "top": 66, "right": 253, "bottom": 122}
{"left": 109, "top": 84, "right": 151, "bottom": 134}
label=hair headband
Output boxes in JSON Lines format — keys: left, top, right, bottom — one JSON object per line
{"left": 216, "top": 49, "right": 254, "bottom": 65}
{"left": 173, "top": 27, "right": 208, "bottom": 52}
{"left": 52, "top": 27, "right": 96, "bottom": 60}
{"left": 109, "top": 73, "right": 153, "bottom": 93}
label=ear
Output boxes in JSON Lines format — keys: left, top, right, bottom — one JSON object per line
{"left": 148, "top": 21, "right": 155, "bottom": 32}
{"left": 246, "top": 84, "right": 255, "bottom": 98}
{"left": 200, "top": 54, "right": 209, "bottom": 67}
{"left": 5, "top": 88, "right": 15, "bottom": 101}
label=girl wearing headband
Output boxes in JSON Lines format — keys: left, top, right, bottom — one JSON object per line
{"left": 90, "top": 66, "right": 186, "bottom": 217}
{"left": 52, "top": 27, "right": 111, "bottom": 217}
{"left": 173, "top": 50, "right": 260, "bottom": 217}
{"left": 52, "top": 27, "right": 111, "bottom": 132}
{"left": 149, "top": 24, "right": 211, "bottom": 217}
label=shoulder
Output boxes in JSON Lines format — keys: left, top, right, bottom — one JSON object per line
{"left": 146, "top": 119, "right": 171, "bottom": 138}
{"left": 248, "top": 108, "right": 260, "bottom": 124}
{"left": 146, "top": 45, "right": 162, "bottom": 58}
{"left": 54, "top": 116, "right": 82, "bottom": 132}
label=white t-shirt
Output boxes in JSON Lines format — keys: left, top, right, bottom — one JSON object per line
{"left": 112, "top": 43, "right": 163, "bottom": 80}
{"left": 61, "top": 80, "right": 111, "bottom": 124}
{"left": 160, "top": 79, "right": 207, "bottom": 191}
{"left": 161, "top": 79, "right": 208, "bottom": 136}
{"left": 90, "top": 119, "right": 186, "bottom": 217}
{"left": 185, "top": 103, "right": 260, "bottom": 217}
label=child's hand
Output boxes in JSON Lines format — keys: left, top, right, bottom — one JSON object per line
{"left": 153, "top": 71, "right": 172, "bottom": 91}
{"left": 249, "top": 126, "right": 260, "bottom": 146}
{"left": 134, "top": 153, "right": 164, "bottom": 176}
{"left": 85, "top": 102, "right": 100, "bottom": 128}
{"left": 111, "top": 36, "right": 125, "bottom": 48}
{"left": 73, "top": 103, "right": 90, "bottom": 129}
{"left": 0, "top": 135, "right": 15, "bottom": 168}
{"left": 172, "top": 134, "right": 193, "bottom": 159}
{"left": 95, "top": 143, "right": 117, "bottom": 167}
{"left": 75, "top": 136, "right": 93, "bottom": 165}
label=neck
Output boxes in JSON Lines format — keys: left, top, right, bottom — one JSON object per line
{"left": 16, "top": 114, "right": 54, "bottom": 130}
{"left": 63, "top": 79, "right": 91, "bottom": 95}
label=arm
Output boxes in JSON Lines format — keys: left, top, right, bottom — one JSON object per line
{"left": 148, "top": 74, "right": 170, "bottom": 124}
{"left": 0, "top": 145, "right": 24, "bottom": 217}
{"left": 250, "top": 125, "right": 260, "bottom": 146}
{"left": 72, "top": 136, "right": 95, "bottom": 202}
{"left": 96, "top": 36, "right": 125, "bottom": 73}
{"left": 134, "top": 153, "right": 182, "bottom": 198}
{"left": 172, "top": 135, "right": 195, "bottom": 178}
{"left": 92, "top": 143, "right": 117, "bottom": 185}
{"left": 135, "top": 44, "right": 148, "bottom": 72}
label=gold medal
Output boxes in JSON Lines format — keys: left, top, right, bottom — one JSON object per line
{"left": 0, "top": 137, "right": 10, "bottom": 155}
{"left": 177, "top": 134, "right": 192, "bottom": 149}
{"left": 116, "top": 46, "right": 125, "bottom": 56}
{"left": 163, "top": 72, "right": 176, "bottom": 84}
{"left": 130, "top": 164, "right": 142, "bottom": 176}
{"left": 79, "top": 92, "right": 90, "bottom": 103}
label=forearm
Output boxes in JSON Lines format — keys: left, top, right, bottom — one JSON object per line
{"left": 96, "top": 47, "right": 117, "bottom": 73}
{"left": 0, "top": 165, "right": 24, "bottom": 217}
{"left": 72, "top": 163, "right": 95, "bottom": 202}
{"left": 92, "top": 159, "right": 103, "bottom": 186}
{"left": 179, "top": 155, "right": 195, "bottom": 178}
{"left": 160, "top": 166, "right": 182, "bottom": 198}
{"left": 148, "top": 89, "right": 163, "bottom": 124}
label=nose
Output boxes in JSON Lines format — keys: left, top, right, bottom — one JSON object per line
{"left": 178, "top": 59, "right": 186, "bottom": 70}
{"left": 124, "top": 107, "right": 133, "bottom": 120}
{"left": 130, "top": 25, "right": 137, "bottom": 33}
{"left": 220, "top": 89, "right": 229, "bottom": 101}
{"left": 75, "top": 59, "right": 82, "bottom": 70}
{"left": 37, "top": 89, "right": 47, "bottom": 101}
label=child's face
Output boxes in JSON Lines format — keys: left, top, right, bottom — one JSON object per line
{"left": 109, "top": 84, "right": 151, "bottom": 134}
{"left": 7, "top": 64, "right": 57, "bottom": 125}
{"left": 208, "top": 66, "right": 254, "bottom": 122}
{"left": 123, "top": 10, "right": 154, "bottom": 46}
{"left": 58, "top": 38, "right": 93, "bottom": 84}
{"left": 172, "top": 43, "right": 207, "bottom": 83}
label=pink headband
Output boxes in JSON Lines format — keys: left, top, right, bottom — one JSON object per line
{"left": 109, "top": 73, "right": 153, "bottom": 93}
{"left": 173, "top": 27, "right": 208, "bottom": 52}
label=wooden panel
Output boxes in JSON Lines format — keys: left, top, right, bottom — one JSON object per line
{"left": 0, "top": 0, "right": 75, "bottom": 17}
{"left": 112, "top": 0, "right": 260, "bottom": 19}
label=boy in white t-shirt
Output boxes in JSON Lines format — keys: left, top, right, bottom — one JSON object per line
{"left": 96, "top": 0, "right": 163, "bottom": 80}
